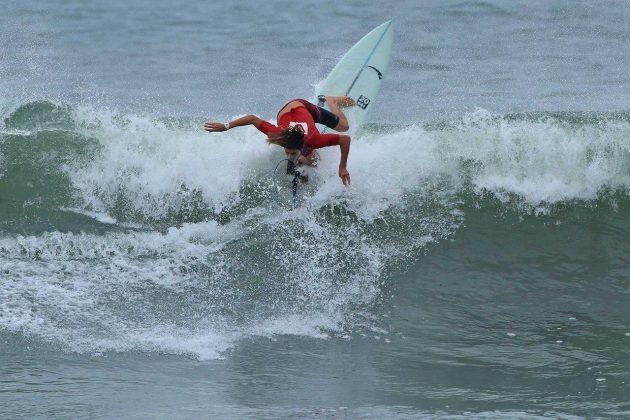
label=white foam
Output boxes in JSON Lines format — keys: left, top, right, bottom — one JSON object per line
{"left": 68, "top": 106, "right": 277, "bottom": 218}
{"left": 0, "top": 210, "right": 395, "bottom": 359}
{"left": 63, "top": 105, "right": 630, "bottom": 222}
{"left": 430, "top": 108, "right": 630, "bottom": 205}
{"left": 9, "top": 105, "right": 627, "bottom": 359}
{"left": 60, "top": 207, "right": 119, "bottom": 225}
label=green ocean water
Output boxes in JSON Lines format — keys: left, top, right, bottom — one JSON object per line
{"left": 3, "top": 0, "right": 630, "bottom": 418}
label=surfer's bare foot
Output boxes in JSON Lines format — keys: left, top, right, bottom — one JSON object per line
{"left": 326, "top": 96, "right": 355, "bottom": 108}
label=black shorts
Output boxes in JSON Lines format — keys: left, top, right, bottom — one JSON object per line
{"left": 282, "top": 99, "right": 340, "bottom": 129}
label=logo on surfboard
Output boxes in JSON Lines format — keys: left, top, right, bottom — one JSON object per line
{"left": 357, "top": 95, "right": 371, "bottom": 109}
{"left": 367, "top": 65, "right": 383, "bottom": 79}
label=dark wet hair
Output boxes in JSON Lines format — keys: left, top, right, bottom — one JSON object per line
{"left": 266, "top": 126, "right": 304, "bottom": 150}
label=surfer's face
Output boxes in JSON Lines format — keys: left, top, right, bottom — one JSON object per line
{"left": 284, "top": 148, "right": 300, "bottom": 161}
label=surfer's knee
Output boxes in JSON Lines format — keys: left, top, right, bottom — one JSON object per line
{"left": 334, "top": 121, "right": 349, "bottom": 132}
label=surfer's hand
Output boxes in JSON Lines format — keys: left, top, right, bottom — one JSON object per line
{"left": 339, "top": 166, "right": 351, "bottom": 186}
{"left": 204, "top": 122, "right": 228, "bottom": 133}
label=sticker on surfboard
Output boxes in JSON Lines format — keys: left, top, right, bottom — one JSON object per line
{"left": 356, "top": 95, "right": 371, "bottom": 110}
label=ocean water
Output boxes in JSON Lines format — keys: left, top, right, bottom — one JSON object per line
{"left": 2, "top": 0, "right": 630, "bottom": 418}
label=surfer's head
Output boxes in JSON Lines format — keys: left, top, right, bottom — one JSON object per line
{"left": 266, "top": 126, "right": 305, "bottom": 151}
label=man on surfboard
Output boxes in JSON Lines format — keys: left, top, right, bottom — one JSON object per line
{"left": 204, "top": 96, "right": 355, "bottom": 186}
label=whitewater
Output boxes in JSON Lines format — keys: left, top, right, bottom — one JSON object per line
{"left": 2, "top": 101, "right": 629, "bottom": 361}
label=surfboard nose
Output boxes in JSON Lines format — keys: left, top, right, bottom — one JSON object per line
{"left": 314, "top": 20, "right": 394, "bottom": 133}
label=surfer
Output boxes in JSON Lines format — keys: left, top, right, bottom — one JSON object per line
{"left": 204, "top": 96, "right": 355, "bottom": 186}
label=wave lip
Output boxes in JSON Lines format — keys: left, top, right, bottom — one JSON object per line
{"left": 3, "top": 101, "right": 630, "bottom": 225}
{"left": 425, "top": 108, "right": 630, "bottom": 208}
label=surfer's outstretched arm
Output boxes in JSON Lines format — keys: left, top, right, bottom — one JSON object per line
{"left": 204, "top": 115, "right": 265, "bottom": 132}
{"left": 338, "top": 134, "right": 351, "bottom": 186}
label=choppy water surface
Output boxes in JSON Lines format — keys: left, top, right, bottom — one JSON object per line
{"left": 2, "top": 1, "right": 630, "bottom": 418}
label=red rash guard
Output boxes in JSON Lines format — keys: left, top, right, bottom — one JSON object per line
{"left": 257, "top": 104, "right": 341, "bottom": 155}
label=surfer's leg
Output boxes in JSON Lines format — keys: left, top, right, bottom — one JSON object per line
{"left": 323, "top": 96, "right": 355, "bottom": 132}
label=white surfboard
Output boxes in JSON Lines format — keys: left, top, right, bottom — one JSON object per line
{"left": 315, "top": 21, "right": 393, "bottom": 133}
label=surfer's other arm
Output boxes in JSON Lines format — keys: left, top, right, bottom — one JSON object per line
{"left": 337, "top": 134, "right": 351, "bottom": 186}
{"left": 204, "top": 115, "right": 265, "bottom": 132}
